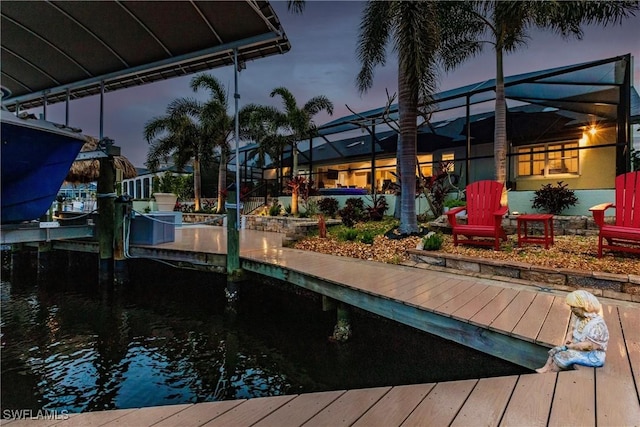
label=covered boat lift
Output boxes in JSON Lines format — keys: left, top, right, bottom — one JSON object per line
{"left": 1, "top": 0, "right": 291, "bottom": 280}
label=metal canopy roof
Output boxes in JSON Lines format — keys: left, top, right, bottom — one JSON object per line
{"left": 318, "top": 54, "right": 634, "bottom": 136}
{"left": 1, "top": 0, "right": 290, "bottom": 110}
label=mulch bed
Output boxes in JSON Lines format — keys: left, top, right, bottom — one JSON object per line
{"left": 294, "top": 234, "right": 638, "bottom": 276}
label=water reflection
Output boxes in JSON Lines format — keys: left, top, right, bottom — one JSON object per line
{"left": 1, "top": 256, "right": 530, "bottom": 413}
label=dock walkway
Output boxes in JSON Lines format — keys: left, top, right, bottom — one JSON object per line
{"left": 6, "top": 225, "right": 640, "bottom": 426}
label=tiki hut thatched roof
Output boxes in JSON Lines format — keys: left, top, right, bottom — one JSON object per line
{"left": 65, "top": 136, "right": 138, "bottom": 184}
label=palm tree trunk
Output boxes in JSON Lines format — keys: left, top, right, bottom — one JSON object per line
{"left": 216, "top": 150, "right": 227, "bottom": 213}
{"left": 292, "top": 143, "right": 299, "bottom": 178}
{"left": 394, "top": 139, "right": 401, "bottom": 219}
{"left": 193, "top": 156, "right": 202, "bottom": 211}
{"left": 494, "top": 47, "right": 508, "bottom": 206}
{"left": 397, "top": 69, "right": 419, "bottom": 234}
{"left": 291, "top": 190, "right": 299, "bottom": 215}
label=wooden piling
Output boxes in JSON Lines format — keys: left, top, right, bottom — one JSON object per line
{"left": 113, "top": 196, "right": 131, "bottom": 286}
{"left": 225, "top": 184, "right": 243, "bottom": 303}
{"left": 97, "top": 155, "right": 115, "bottom": 284}
{"left": 37, "top": 241, "right": 52, "bottom": 280}
{"left": 331, "top": 302, "right": 352, "bottom": 342}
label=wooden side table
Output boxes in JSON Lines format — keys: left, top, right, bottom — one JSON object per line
{"left": 517, "top": 214, "right": 554, "bottom": 249}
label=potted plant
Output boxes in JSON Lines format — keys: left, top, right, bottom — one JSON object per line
{"left": 152, "top": 172, "right": 178, "bottom": 211}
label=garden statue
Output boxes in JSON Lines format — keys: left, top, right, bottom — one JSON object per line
{"left": 536, "top": 290, "right": 609, "bottom": 373}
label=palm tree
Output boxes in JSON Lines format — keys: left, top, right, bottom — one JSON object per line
{"left": 244, "top": 88, "right": 333, "bottom": 215}
{"left": 437, "top": 1, "right": 638, "bottom": 202}
{"left": 357, "top": 1, "right": 441, "bottom": 235}
{"left": 144, "top": 74, "right": 238, "bottom": 213}
{"left": 144, "top": 97, "right": 206, "bottom": 211}
{"left": 286, "top": 0, "right": 305, "bottom": 14}
{"left": 240, "top": 104, "right": 289, "bottom": 189}
{"left": 270, "top": 87, "right": 333, "bottom": 179}
{"left": 189, "top": 74, "right": 235, "bottom": 214}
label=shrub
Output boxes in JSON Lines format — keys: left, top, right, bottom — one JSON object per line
{"left": 344, "top": 197, "right": 365, "bottom": 211}
{"left": 443, "top": 198, "right": 466, "bottom": 209}
{"left": 531, "top": 181, "right": 578, "bottom": 214}
{"left": 366, "top": 195, "right": 389, "bottom": 221}
{"left": 420, "top": 232, "right": 443, "bottom": 251}
{"left": 338, "top": 204, "right": 360, "bottom": 227}
{"left": 338, "top": 228, "right": 359, "bottom": 241}
{"left": 268, "top": 201, "right": 281, "bottom": 216}
{"left": 338, "top": 198, "right": 366, "bottom": 227}
{"left": 318, "top": 197, "right": 340, "bottom": 218}
{"left": 303, "top": 199, "right": 319, "bottom": 217}
{"left": 360, "top": 230, "right": 376, "bottom": 244}
{"left": 632, "top": 147, "right": 640, "bottom": 171}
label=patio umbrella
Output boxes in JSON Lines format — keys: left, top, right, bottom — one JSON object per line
{"left": 65, "top": 135, "right": 137, "bottom": 184}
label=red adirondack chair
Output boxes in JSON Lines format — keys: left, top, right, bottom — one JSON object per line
{"left": 446, "top": 180, "right": 508, "bottom": 251}
{"left": 589, "top": 171, "right": 640, "bottom": 258}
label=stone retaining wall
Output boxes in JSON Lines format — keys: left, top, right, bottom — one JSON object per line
{"left": 182, "top": 213, "right": 340, "bottom": 242}
{"left": 243, "top": 215, "right": 341, "bottom": 242}
{"left": 432, "top": 214, "right": 605, "bottom": 236}
{"left": 407, "top": 249, "right": 639, "bottom": 302}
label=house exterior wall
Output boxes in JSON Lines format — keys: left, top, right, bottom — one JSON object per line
{"left": 513, "top": 127, "right": 617, "bottom": 191}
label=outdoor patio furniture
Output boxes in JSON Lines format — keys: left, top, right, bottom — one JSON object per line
{"left": 446, "top": 180, "right": 508, "bottom": 251}
{"left": 589, "top": 171, "right": 640, "bottom": 258}
{"left": 517, "top": 213, "right": 555, "bottom": 249}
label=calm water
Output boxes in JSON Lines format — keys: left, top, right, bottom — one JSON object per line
{"left": 1, "top": 253, "right": 530, "bottom": 413}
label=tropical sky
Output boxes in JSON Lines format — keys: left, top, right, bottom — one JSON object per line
{"left": 37, "top": 1, "right": 640, "bottom": 168}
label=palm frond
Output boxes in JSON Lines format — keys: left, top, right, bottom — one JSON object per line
{"left": 356, "top": 1, "right": 393, "bottom": 94}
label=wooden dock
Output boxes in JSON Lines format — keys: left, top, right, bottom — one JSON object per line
{"left": 6, "top": 225, "right": 639, "bottom": 426}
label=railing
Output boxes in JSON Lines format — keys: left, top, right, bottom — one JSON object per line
{"left": 242, "top": 183, "right": 269, "bottom": 214}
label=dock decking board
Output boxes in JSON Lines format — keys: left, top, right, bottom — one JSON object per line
{"left": 469, "top": 288, "right": 519, "bottom": 327}
{"left": 499, "top": 373, "right": 556, "bottom": 427}
{"left": 548, "top": 369, "right": 595, "bottom": 427}
{"left": 351, "top": 383, "right": 435, "bottom": 427}
{"left": 619, "top": 305, "right": 640, "bottom": 391}
{"left": 101, "top": 404, "right": 191, "bottom": 426}
{"left": 489, "top": 290, "right": 537, "bottom": 334}
{"left": 595, "top": 306, "right": 640, "bottom": 426}
{"left": 201, "top": 395, "right": 296, "bottom": 427}
{"left": 400, "top": 379, "right": 478, "bottom": 426}
{"left": 451, "top": 375, "right": 518, "bottom": 427}
{"left": 435, "top": 282, "right": 489, "bottom": 316}
{"left": 511, "top": 293, "right": 555, "bottom": 343}
{"left": 154, "top": 400, "right": 246, "bottom": 427}
{"left": 535, "top": 296, "right": 572, "bottom": 347}
{"left": 420, "top": 279, "right": 477, "bottom": 311}
{"left": 301, "top": 387, "right": 390, "bottom": 427}
{"left": 450, "top": 285, "right": 503, "bottom": 322}
{"left": 253, "top": 390, "right": 346, "bottom": 427}
{"left": 9, "top": 226, "right": 638, "bottom": 427}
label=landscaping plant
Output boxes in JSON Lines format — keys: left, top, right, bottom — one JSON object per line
{"left": 419, "top": 231, "right": 444, "bottom": 251}
{"left": 318, "top": 197, "right": 340, "bottom": 218}
{"left": 366, "top": 195, "right": 389, "bottom": 221}
{"left": 338, "top": 197, "right": 366, "bottom": 227}
{"left": 531, "top": 181, "right": 578, "bottom": 215}
{"left": 268, "top": 200, "right": 282, "bottom": 216}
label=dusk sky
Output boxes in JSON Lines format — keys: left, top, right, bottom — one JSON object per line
{"left": 38, "top": 1, "right": 640, "bottom": 168}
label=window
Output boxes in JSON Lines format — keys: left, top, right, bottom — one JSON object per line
{"left": 143, "top": 178, "right": 151, "bottom": 198}
{"left": 442, "top": 153, "right": 455, "bottom": 173}
{"left": 517, "top": 142, "right": 578, "bottom": 177}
